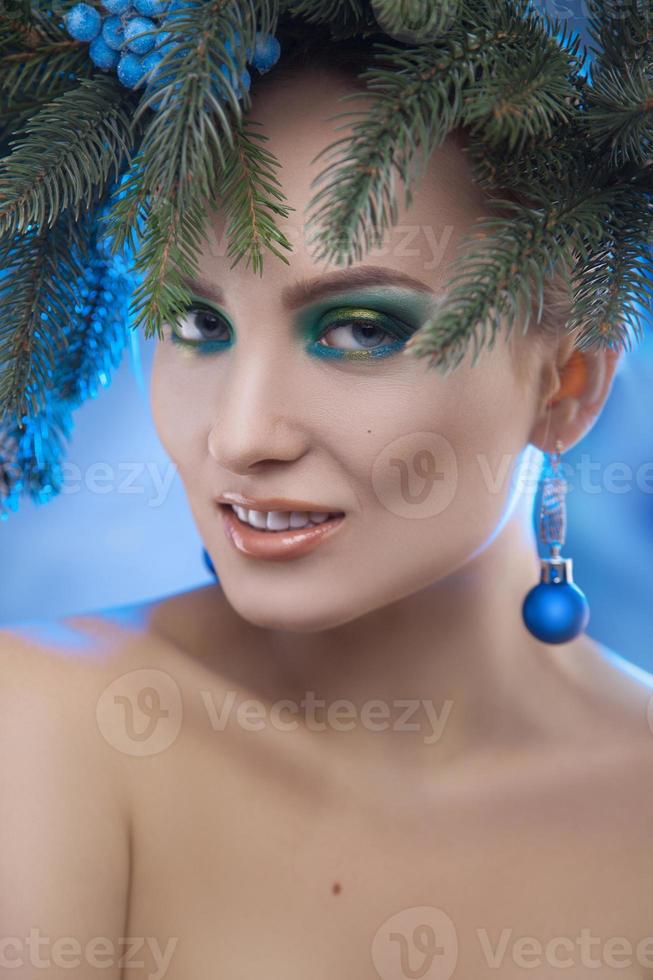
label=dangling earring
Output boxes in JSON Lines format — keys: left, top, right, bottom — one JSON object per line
{"left": 203, "top": 546, "right": 218, "bottom": 579}
{"left": 522, "top": 439, "right": 590, "bottom": 644}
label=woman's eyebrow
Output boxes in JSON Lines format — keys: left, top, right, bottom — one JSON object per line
{"left": 182, "top": 266, "right": 438, "bottom": 311}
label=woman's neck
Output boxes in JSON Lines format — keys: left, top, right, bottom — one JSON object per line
{"left": 156, "top": 493, "right": 600, "bottom": 785}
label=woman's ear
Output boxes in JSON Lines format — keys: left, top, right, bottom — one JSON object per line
{"left": 528, "top": 336, "right": 624, "bottom": 454}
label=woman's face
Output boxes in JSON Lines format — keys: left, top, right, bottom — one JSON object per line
{"left": 150, "top": 67, "right": 545, "bottom": 632}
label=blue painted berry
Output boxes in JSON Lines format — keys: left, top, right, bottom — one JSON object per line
{"left": 117, "top": 50, "right": 147, "bottom": 87}
{"left": 89, "top": 33, "right": 120, "bottom": 69}
{"left": 138, "top": 47, "right": 164, "bottom": 82}
{"left": 238, "top": 67, "right": 250, "bottom": 93}
{"left": 250, "top": 32, "right": 280, "bottom": 74}
{"left": 161, "top": 0, "right": 190, "bottom": 23}
{"left": 219, "top": 61, "right": 243, "bottom": 98}
{"left": 154, "top": 38, "right": 191, "bottom": 62}
{"left": 224, "top": 30, "right": 253, "bottom": 62}
{"left": 101, "top": 0, "right": 132, "bottom": 13}
{"left": 124, "top": 16, "right": 157, "bottom": 54}
{"left": 148, "top": 76, "right": 183, "bottom": 110}
{"left": 102, "top": 14, "right": 127, "bottom": 50}
{"left": 134, "top": 0, "right": 169, "bottom": 13}
{"left": 220, "top": 64, "right": 250, "bottom": 100}
{"left": 64, "top": 3, "right": 102, "bottom": 41}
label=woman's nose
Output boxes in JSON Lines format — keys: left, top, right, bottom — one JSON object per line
{"left": 207, "top": 348, "right": 308, "bottom": 473}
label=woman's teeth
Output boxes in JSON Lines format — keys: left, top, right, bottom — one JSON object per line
{"left": 231, "top": 504, "right": 335, "bottom": 531}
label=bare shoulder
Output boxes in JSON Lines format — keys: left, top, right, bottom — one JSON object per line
{"left": 551, "top": 634, "right": 653, "bottom": 750}
{"left": 539, "top": 636, "right": 653, "bottom": 840}
{"left": 0, "top": 611, "right": 147, "bottom": 799}
{"left": 0, "top": 615, "right": 149, "bottom": 976}
{"left": 0, "top": 583, "right": 250, "bottom": 764}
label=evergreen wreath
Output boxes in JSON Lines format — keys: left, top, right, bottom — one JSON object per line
{"left": 1, "top": 0, "right": 652, "bottom": 517}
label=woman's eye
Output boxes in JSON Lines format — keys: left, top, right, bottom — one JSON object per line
{"left": 314, "top": 310, "right": 412, "bottom": 354}
{"left": 171, "top": 305, "right": 231, "bottom": 344}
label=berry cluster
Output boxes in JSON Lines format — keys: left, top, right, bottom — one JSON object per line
{"left": 63, "top": 0, "right": 281, "bottom": 105}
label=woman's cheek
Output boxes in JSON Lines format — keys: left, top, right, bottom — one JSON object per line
{"left": 150, "top": 357, "right": 197, "bottom": 468}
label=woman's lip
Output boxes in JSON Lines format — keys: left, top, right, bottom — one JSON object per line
{"left": 219, "top": 492, "right": 344, "bottom": 513}
{"left": 219, "top": 504, "right": 346, "bottom": 561}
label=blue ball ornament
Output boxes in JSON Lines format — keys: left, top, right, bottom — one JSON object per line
{"left": 65, "top": 3, "right": 102, "bottom": 41}
{"left": 250, "top": 31, "right": 280, "bottom": 74}
{"left": 522, "top": 580, "right": 590, "bottom": 644}
{"left": 89, "top": 34, "right": 120, "bottom": 69}
{"left": 124, "top": 15, "right": 157, "bottom": 54}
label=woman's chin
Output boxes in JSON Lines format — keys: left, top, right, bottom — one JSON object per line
{"left": 221, "top": 588, "right": 370, "bottom": 634}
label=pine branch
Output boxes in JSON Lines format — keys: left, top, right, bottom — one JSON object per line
{"left": 129, "top": 113, "right": 295, "bottom": 340}
{"left": 216, "top": 115, "right": 296, "bottom": 271}
{"left": 128, "top": 187, "right": 209, "bottom": 342}
{"left": 97, "top": 145, "right": 150, "bottom": 257}
{"left": 102, "top": 0, "right": 250, "bottom": 254}
{"left": 0, "top": 400, "right": 75, "bottom": 513}
{"left": 584, "top": 60, "right": 653, "bottom": 168}
{"left": 401, "top": 181, "right": 640, "bottom": 375}
{"left": 53, "top": 216, "right": 132, "bottom": 405}
{"left": 563, "top": 184, "right": 653, "bottom": 350}
{"left": 0, "top": 201, "right": 132, "bottom": 432}
{"left": 586, "top": 0, "right": 653, "bottom": 72}
{"left": 1, "top": 40, "right": 92, "bottom": 116}
{"left": 0, "top": 211, "right": 83, "bottom": 421}
{"left": 283, "top": 0, "right": 371, "bottom": 33}
{"left": 460, "top": 25, "right": 582, "bottom": 154}
{"left": 466, "top": 121, "right": 585, "bottom": 201}
{"left": 103, "top": 0, "right": 295, "bottom": 340}
{"left": 283, "top": 0, "right": 364, "bottom": 21}
{"left": 370, "top": 0, "right": 461, "bottom": 41}
{"left": 0, "top": 74, "right": 140, "bottom": 240}
{"left": 0, "top": 1, "right": 39, "bottom": 53}
{"left": 303, "top": 14, "right": 533, "bottom": 266}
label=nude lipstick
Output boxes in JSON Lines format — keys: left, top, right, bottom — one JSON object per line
{"left": 218, "top": 501, "right": 346, "bottom": 561}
